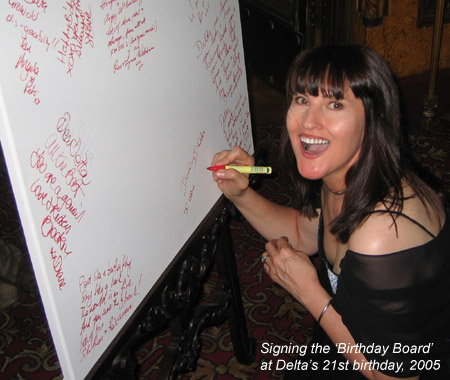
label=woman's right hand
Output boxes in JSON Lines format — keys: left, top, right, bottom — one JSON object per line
{"left": 211, "top": 146, "right": 255, "bottom": 201}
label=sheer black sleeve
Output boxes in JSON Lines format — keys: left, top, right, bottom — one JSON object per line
{"left": 331, "top": 218, "right": 450, "bottom": 377}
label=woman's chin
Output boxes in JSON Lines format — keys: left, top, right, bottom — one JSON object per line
{"left": 297, "top": 165, "right": 324, "bottom": 181}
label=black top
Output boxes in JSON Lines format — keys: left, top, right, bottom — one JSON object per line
{"left": 318, "top": 212, "right": 450, "bottom": 378}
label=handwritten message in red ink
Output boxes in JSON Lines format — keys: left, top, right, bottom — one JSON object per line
{"left": 29, "top": 111, "right": 92, "bottom": 289}
{"left": 187, "top": 0, "right": 211, "bottom": 24}
{"left": 9, "top": 0, "right": 47, "bottom": 20}
{"left": 6, "top": 0, "right": 49, "bottom": 105}
{"left": 190, "top": 0, "right": 251, "bottom": 151}
{"left": 181, "top": 130, "right": 206, "bottom": 215}
{"left": 78, "top": 255, "right": 142, "bottom": 361}
{"left": 192, "top": 0, "right": 243, "bottom": 104}
{"left": 57, "top": 1, "right": 94, "bottom": 76}
{"left": 100, "top": 0, "right": 157, "bottom": 73}
{"left": 220, "top": 94, "right": 251, "bottom": 152}
{"left": 5, "top": 1, "right": 77, "bottom": 105}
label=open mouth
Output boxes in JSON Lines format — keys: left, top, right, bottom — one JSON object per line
{"left": 301, "top": 136, "right": 329, "bottom": 155}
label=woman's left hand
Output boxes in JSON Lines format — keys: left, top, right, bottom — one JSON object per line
{"left": 262, "top": 236, "right": 321, "bottom": 306}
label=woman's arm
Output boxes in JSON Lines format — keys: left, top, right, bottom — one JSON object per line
{"left": 223, "top": 186, "right": 319, "bottom": 254}
{"left": 211, "top": 147, "right": 319, "bottom": 254}
{"left": 263, "top": 237, "right": 420, "bottom": 380}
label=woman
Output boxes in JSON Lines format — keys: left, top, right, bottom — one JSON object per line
{"left": 211, "top": 45, "right": 450, "bottom": 379}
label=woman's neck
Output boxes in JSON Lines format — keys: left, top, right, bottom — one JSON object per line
{"left": 322, "top": 187, "right": 345, "bottom": 221}
{"left": 322, "top": 181, "right": 347, "bottom": 196}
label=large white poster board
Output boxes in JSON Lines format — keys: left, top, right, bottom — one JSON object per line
{"left": 0, "top": 1, "right": 253, "bottom": 379}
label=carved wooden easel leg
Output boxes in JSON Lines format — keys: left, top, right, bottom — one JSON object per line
{"left": 158, "top": 293, "right": 233, "bottom": 379}
{"left": 158, "top": 308, "right": 195, "bottom": 380}
{"left": 216, "top": 214, "right": 256, "bottom": 364}
{"left": 159, "top": 209, "right": 255, "bottom": 378}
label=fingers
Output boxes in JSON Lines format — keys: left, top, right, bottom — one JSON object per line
{"left": 211, "top": 146, "right": 255, "bottom": 167}
{"left": 262, "top": 237, "right": 290, "bottom": 272}
{"left": 265, "top": 236, "right": 290, "bottom": 255}
{"left": 210, "top": 147, "right": 254, "bottom": 199}
{"left": 263, "top": 236, "right": 305, "bottom": 273}
{"left": 213, "top": 167, "right": 250, "bottom": 198}
{"left": 261, "top": 237, "right": 319, "bottom": 304}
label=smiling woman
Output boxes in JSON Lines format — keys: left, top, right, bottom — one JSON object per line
{"left": 281, "top": 45, "right": 412, "bottom": 241}
{"left": 210, "top": 45, "right": 450, "bottom": 379}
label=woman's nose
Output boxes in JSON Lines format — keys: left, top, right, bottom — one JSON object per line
{"left": 302, "top": 105, "right": 323, "bottom": 130}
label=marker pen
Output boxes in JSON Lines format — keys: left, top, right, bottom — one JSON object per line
{"left": 207, "top": 165, "right": 272, "bottom": 174}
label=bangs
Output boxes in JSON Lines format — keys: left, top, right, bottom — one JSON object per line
{"left": 288, "top": 65, "right": 347, "bottom": 99}
{"left": 287, "top": 46, "right": 367, "bottom": 100}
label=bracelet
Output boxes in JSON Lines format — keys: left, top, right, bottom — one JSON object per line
{"left": 317, "top": 299, "right": 332, "bottom": 324}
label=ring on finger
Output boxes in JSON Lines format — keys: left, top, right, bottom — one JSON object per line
{"left": 261, "top": 254, "right": 269, "bottom": 263}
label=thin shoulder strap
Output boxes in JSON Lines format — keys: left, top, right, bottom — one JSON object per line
{"left": 370, "top": 210, "right": 436, "bottom": 238}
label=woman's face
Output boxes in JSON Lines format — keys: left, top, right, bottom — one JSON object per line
{"left": 286, "top": 85, "right": 365, "bottom": 186}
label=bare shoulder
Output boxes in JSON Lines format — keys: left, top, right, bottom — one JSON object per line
{"left": 349, "top": 188, "right": 445, "bottom": 256}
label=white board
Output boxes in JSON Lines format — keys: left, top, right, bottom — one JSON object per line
{"left": 0, "top": 1, "right": 253, "bottom": 379}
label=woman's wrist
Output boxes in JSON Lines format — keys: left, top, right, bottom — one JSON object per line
{"left": 317, "top": 298, "right": 332, "bottom": 324}
{"left": 228, "top": 186, "right": 256, "bottom": 209}
{"left": 300, "top": 285, "right": 332, "bottom": 321}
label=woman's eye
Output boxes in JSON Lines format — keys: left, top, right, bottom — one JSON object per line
{"left": 295, "top": 96, "right": 308, "bottom": 105}
{"left": 330, "top": 101, "right": 343, "bottom": 110}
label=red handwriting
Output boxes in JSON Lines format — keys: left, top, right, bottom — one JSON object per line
{"left": 184, "top": 185, "right": 196, "bottom": 215}
{"left": 56, "top": 112, "right": 91, "bottom": 185}
{"left": 181, "top": 130, "right": 205, "bottom": 190}
{"left": 188, "top": 0, "right": 210, "bottom": 24}
{"left": 29, "top": 177, "right": 86, "bottom": 224}
{"left": 14, "top": 51, "right": 41, "bottom": 105}
{"left": 34, "top": 135, "right": 89, "bottom": 198}
{"left": 30, "top": 112, "right": 92, "bottom": 199}
{"left": 21, "top": 35, "right": 32, "bottom": 53}
{"left": 50, "top": 247, "right": 66, "bottom": 290}
{"left": 29, "top": 112, "right": 91, "bottom": 274}
{"left": 20, "top": 24, "right": 55, "bottom": 52}
{"left": 15, "top": 51, "right": 39, "bottom": 80}
{"left": 220, "top": 94, "right": 251, "bottom": 152}
{"left": 8, "top": 1, "right": 40, "bottom": 21}
{"left": 79, "top": 255, "right": 141, "bottom": 361}
{"left": 29, "top": 177, "right": 85, "bottom": 260}
{"left": 100, "top": 0, "right": 115, "bottom": 10}
{"left": 23, "top": 0, "right": 47, "bottom": 12}
{"left": 29, "top": 176, "right": 74, "bottom": 256}
{"left": 101, "top": 1, "right": 157, "bottom": 73}
{"left": 41, "top": 215, "right": 72, "bottom": 255}
{"left": 57, "top": 1, "right": 94, "bottom": 76}
{"left": 193, "top": 0, "right": 243, "bottom": 103}
{"left": 181, "top": 130, "right": 206, "bottom": 215}
{"left": 6, "top": 0, "right": 62, "bottom": 107}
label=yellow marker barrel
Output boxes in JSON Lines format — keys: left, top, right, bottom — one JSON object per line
{"left": 226, "top": 165, "right": 272, "bottom": 174}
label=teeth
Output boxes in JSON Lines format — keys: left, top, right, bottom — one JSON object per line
{"left": 301, "top": 137, "right": 329, "bottom": 145}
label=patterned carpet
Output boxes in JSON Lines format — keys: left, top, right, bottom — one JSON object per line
{"left": 1, "top": 116, "right": 450, "bottom": 380}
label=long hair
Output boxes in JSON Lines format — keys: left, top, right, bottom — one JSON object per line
{"left": 281, "top": 45, "right": 443, "bottom": 243}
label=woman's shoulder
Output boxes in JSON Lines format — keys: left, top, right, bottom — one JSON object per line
{"left": 348, "top": 187, "right": 446, "bottom": 256}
